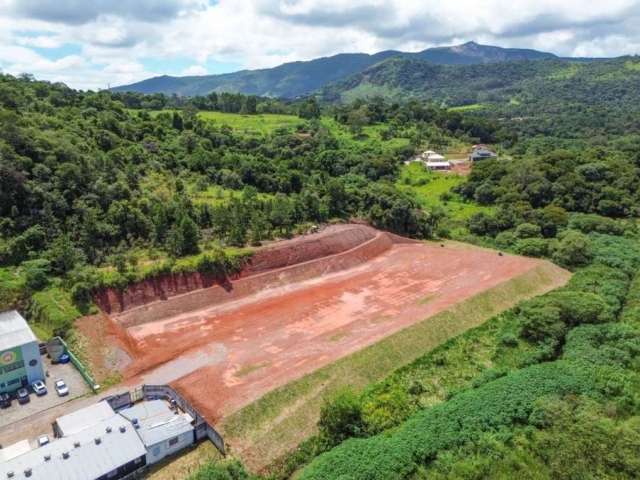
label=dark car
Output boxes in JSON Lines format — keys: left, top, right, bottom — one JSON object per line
{"left": 0, "top": 392, "right": 11, "bottom": 408}
{"left": 17, "top": 388, "right": 30, "bottom": 404}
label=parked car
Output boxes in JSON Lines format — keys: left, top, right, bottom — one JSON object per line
{"left": 32, "top": 380, "right": 47, "bottom": 396}
{"left": 58, "top": 353, "right": 71, "bottom": 364}
{"left": 0, "top": 392, "right": 11, "bottom": 408}
{"left": 54, "top": 379, "right": 69, "bottom": 397}
{"left": 17, "top": 388, "right": 30, "bottom": 404}
{"left": 37, "top": 435, "right": 50, "bottom": 447}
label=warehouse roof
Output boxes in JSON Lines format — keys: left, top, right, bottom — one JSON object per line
{"left": 0, "top": 310, "right": 37, "bottom": 352}
{"left": 119, "top": 400, "right": 194, "bottom": 447}
{"left": 55, "top": 401, "right": 116, "bottom": 437}
{"left": 0, "top": 414, "right": 146, "bottom": 480}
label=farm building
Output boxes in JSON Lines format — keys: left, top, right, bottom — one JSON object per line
{"left": 0, "top": 310, "right": 44, "bottom": 395}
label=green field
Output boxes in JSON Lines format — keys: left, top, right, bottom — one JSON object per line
{"left": 447, "top": 103, "right": 486, "bottom": 112}
{"left": 320, "top": 117, "right": 412, "bottom": 152}
{"left": 397, "top": 163, "right": 494, "bottom": 234}
{"left": 197, "top": 111, "right": 303, "bottom": 134}
{"left": 139, "top": 110, "right": 303, "bottom": 135}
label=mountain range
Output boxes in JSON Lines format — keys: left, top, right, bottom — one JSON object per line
{"left": 112, "top": 41, "right": 561, "bottom": 98}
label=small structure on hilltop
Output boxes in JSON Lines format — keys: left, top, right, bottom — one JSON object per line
{"left": 405, "top": 149, "right": 451, "bottom": 171}
{"left": 426, "top": 160, "right": 452, "bottom": 171}
{"left": 0, "top": 310, "right": 45, "bottom": 395}
{"left": 469, "top": 145, "right": 498, "bottom": 162}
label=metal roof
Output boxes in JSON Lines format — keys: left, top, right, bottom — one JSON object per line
{"left": 426, "top": 161, "right": 451, "bottom": 167}
{"left": 0, "top": 310, "right": 38, "bottom": 352}
{"left": 55, "top": 401, "right": 116, "bottom": 437}
{"left": 119, "top": 400, "right": 194, "bottom": 447}
{"left": 0, "top": 415, "right": 146, "bottom": 480}
{"left": 0, "top": 441, "right": 31, "bottom": 463}
{"left": 427, "top": 153, "right": 446, "bottom": 161}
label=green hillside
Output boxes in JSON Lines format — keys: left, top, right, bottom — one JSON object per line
{"left": 320, "top": 57, "right": 640, "bottom": 138}
{"left": 112, "top": 42, "right": 558, "bottom": 98}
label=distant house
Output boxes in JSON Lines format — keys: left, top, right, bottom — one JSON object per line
{"left": 469, "top": 147, "right": 497, "bottom": 162}
{"left": 426, "top": 160, "right": 451, "bottom": 171}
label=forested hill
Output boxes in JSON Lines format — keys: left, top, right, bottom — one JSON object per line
{"left": 112, "top": 42, "right": 558, "bottom": 98}
{"left": 320, "top": 56, "right": 640, "bottom": 138}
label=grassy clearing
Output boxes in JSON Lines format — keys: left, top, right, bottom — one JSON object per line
{"left": 28, "top": 284, "right": 82, "bottom": 339}
{"left": 549, "top": 63, "right": 582, "bottom": 80}
{"left": 397, "top": 163, "right": 494, "bottom": 235}
{"left": 0, "top": 266, "right": 26, "bottom": 310}
{"left": 220, "top": 260, "right": 569, "bottom": 472}
{"left": 198, "top": 111, "right": 303, "bottom": 135}
{"left": 139, "top": 110, "right": 303, "bottom": 135}
{"left": 447, "top": 104, "right": 486, "bottom": 112}
{"left": 625, "top": 60, "right": 640, "bottom": 72}
{"left": 320, "top": 117, "right": 412, "bottom": 153}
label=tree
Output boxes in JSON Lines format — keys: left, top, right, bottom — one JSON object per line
{"left": 299, "top": 98, "right": 320, "bottom": 119}
{"left": 172, "top": 111, "right": 184, "bottom": 131}
{"left": 47, "top": 235, "right": 84, "bottom": 275}
{"left": 167, "top": 215, "right": 200, "bottom": 257}
{"left": 553, "top": 230, "right": 592, "bottom": 268}
{"left": 318, "top": 388, "right": 365, "bottom": 445}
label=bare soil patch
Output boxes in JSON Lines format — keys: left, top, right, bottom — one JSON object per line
{"left": 89, "top": 226, "right": 558, "bottom": 427}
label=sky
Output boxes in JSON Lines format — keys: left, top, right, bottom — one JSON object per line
{"left": 0, "top": 0, "right": 639, "bottom": 90}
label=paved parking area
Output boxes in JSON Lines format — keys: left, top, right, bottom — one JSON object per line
{"left": 0, "top": 355, "right": 90, "bottom": 431}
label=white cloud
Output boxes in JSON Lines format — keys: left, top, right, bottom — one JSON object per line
{"left": 0, "top": 0, "right": 638, "bottom": 90}
{"left": 182, "top": 64, "right": 207, "bottom": 76}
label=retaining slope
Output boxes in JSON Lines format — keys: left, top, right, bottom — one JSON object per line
{"left": 106, "top": 225, "right": 411, "bottom": 328}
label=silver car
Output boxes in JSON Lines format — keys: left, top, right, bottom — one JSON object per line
{"left": 54, "top": 379, "right": 69, "bottom": 397}
{"left": 32, "top": 380, "right": 47, "bottom": 396}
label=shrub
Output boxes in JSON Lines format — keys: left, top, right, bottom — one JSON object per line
{"left": 318, "top": 388, "right": 365, "bottom": 446}
{"left": 23, "top": 258, "right": 51, "bottom": 291}
{"left": 495, "top": 231, "right": 517, "bottom": 249}
{"left": 515, "top": 223, "right": 542, "bottom": 239}
{"left": 514, "top": 238, "right": 549, "bottom": 257}
{"left": 552, "top": 230, "right": 592, "bottom": 268}
{"left": 362, "top": 385, "right": 413, "bottom": 434}
{"left": 569, "top": 213, "right": 626, "bottom": 236}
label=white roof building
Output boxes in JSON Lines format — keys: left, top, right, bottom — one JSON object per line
{"left": 427, "top": 153, "right": 446, "bottom": 161}
{"left": 0, "top": 310, "right": 37, "bottom": 352}
{"left": 55, "top": 402, "right": 116, "bottom": 437}
{"left": 119, "top": 400, "right": 195, "bottom": 465}
{"left": 0, "top": 412, "right": 146, "bottom": 480}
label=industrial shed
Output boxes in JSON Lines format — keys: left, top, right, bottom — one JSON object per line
{"left": 0, "top": 413, "right": 146, "bottom": 480}
{"left": 119, "top": 400, "right": 195, "bottom": 465}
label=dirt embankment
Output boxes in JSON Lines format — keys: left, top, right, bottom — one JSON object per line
{"left": 95, "top": 224, "right": 407, "bottom": 326}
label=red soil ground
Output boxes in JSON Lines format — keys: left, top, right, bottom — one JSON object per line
{"left": 90, "top": 225, "right": 544, "bottom": 424}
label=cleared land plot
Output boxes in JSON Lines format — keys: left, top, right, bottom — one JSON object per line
{"left": 110, "top": 237, "right": 556, "bottom": 428}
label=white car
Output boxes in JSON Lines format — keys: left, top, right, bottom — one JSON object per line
{"left": 54, "top": 379, "right": 69, "bottom": 397}
{"left": 32, "top": 380, "right": 47, "bottom": 396}
{"left": 37, "top": 435, "right": 50, "bottom": 447}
